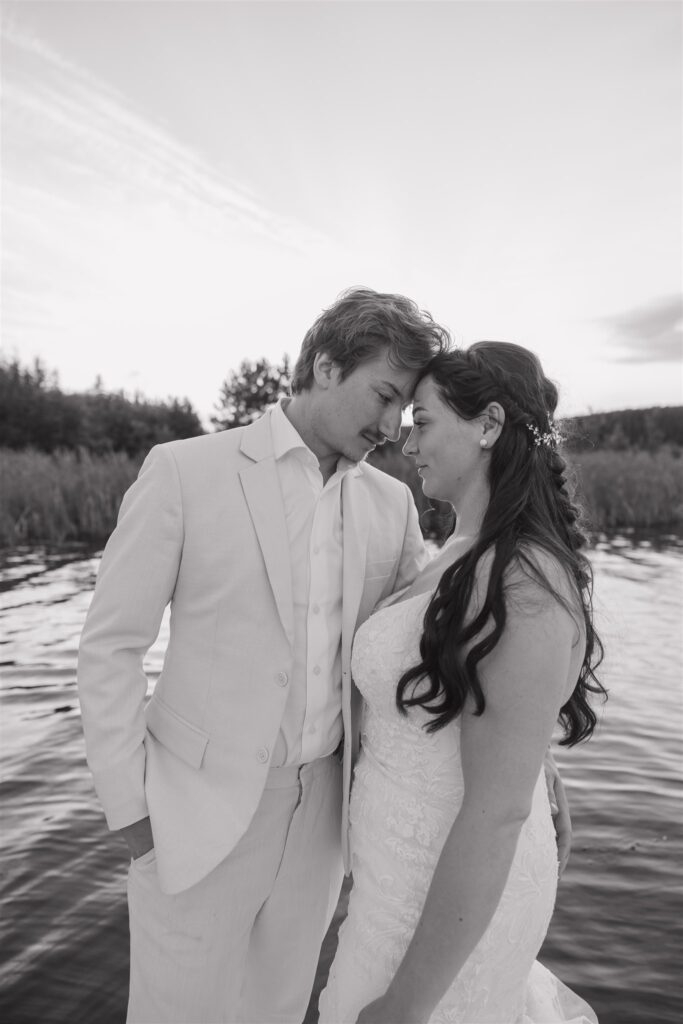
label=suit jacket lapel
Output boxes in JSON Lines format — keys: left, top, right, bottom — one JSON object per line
{"left": 341, "top": 471, "right": 370, "bottom": 677}
{"left": 341, "top": 470, "right": 370, "bottom": 770}
{"left": 339, "top": 471, "right": 368, "bottom": 647}
{"left": 238, "top": 414, "right": 294, "bottom": 648}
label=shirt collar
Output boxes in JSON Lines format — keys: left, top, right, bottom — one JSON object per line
{"left": 270, "top": 398, "right": 310, "bottom": 461}
{"left": 270, "top": 399, "right": 362, "bottom": 478}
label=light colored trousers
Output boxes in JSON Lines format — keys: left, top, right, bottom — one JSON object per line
{"left": 126, "top": 752, "right": 344, "bottom": 1024}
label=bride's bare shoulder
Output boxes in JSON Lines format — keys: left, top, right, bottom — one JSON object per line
{"left": 468, "top": 542, "right": 581, "bottom": 623}
{"left": 507, "top": 543, "right": 577, "bottom": 599}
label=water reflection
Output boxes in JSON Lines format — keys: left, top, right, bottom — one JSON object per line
{"left": 0, "top": 534, "right": 681, "bottom": 1024}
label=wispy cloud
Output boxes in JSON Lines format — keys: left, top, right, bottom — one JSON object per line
{"left": 0, "top": 20, "right": 346, "bottom": 400}
{"left": 0, "top": 18, "right": 359, "bottom": 420}
{"left": 601, "top": 295, "right": 682, "bottom": 363}
{"left": 1, "top": 21, "right": 330, "bottom": 252}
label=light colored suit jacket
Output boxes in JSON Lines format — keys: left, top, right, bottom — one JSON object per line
{"left": 77, "top": 407, "right": 427, "bottom": 893}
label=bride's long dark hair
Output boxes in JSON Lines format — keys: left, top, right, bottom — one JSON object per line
{"left": 396, "top": 342, "right": 606, "bottom": 745}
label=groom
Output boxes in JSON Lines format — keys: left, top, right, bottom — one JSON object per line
{"left": 77, "top": 287, "right": 451, "bottom": 1023}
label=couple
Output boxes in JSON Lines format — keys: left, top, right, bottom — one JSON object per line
{"left": 77, "top": 288, "right": 604, "bottom": 1024}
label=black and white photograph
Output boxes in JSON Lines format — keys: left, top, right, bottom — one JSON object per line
{"left": 1, "top": 2, "right": 681, "bottom": 1023}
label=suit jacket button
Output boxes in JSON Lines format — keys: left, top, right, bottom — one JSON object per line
{"left": 276, "top": 671, "right": 288, "bottom": 687}
{"left": 256, "top": 747, "right": 269, "bottom": 764}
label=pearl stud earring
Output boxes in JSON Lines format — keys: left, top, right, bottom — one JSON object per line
{"left": 480, "top": 439, "right": 488, "bottom": 449}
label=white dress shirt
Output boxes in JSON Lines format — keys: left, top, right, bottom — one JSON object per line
{"left": 270, "top": 399, "right": 361, "bottom": 766}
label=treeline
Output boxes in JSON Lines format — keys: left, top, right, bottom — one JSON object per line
{"left": 0, "top": 358, "right": 204, "bottom": 456}
{"left": 3, "top": 355, "right": 681, "bottom": 457}
{"left": 0, "top": 355, "right": 681, "bottom": 545}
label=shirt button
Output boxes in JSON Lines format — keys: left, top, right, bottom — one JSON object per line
{"left": 312, "top": 604, "right": 320, "bottom": 614}
{"left": 276, "top": 671, "right": 288, "bottom": 687}
{"left": 256, "top": 747, "right": 269, "bottom": 764}
{"left": 312, "top": 665, "right": 321, "bottom": 676}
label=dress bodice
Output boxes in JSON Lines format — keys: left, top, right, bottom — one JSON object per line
{"left": 352, "top": 590, "right": 462, "bottom": 797}
{"left": 349, "top": 592, "right": 467, "bottom": 902}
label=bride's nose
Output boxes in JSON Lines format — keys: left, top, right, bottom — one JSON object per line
{"left": 403, "top": 427, "right": 418, "bottom": 457}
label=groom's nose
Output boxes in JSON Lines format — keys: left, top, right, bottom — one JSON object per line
{"left": 378, "top": 404, "right": 402, "bottom": 443}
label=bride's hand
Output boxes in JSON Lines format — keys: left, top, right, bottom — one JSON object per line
{"left": 356, "top": 994, "right": 422, "bottom": 1024}
{"left": 355, "top": 997, "right": 388, "bottom": 1023}
{"left": 543, "top": 748, "right": 572, "bottom": 875}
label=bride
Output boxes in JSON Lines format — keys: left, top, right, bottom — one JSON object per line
{"left": 319, "top": 343, "right": 605, "bottom": 1024}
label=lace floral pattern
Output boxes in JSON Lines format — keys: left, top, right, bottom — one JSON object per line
{"left": 319, "top": 592, "right": 596, "bottom": 1024}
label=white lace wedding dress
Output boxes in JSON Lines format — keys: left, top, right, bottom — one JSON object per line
{"left": 319, "top": 590, "right": 597, "bottom": 1024}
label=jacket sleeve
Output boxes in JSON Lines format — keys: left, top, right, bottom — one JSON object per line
{"left": 393, "top": 483, "right": 430, "bottom": 591}
{"left": 77, "top": 444, "right": 184, "bottom": 830}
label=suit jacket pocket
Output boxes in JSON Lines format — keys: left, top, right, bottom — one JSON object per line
{"left": 145, "top": 696, "right": 210, "bottom": 770}
{"left": 364, "top": 557, "right": 395, "bottom": 582}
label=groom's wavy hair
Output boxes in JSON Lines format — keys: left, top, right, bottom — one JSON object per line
{"left": 291, "top": 288, "right": 450, "bottom": 393}
{"left": 396, "top": 342, "right": 606, "bottom": 746}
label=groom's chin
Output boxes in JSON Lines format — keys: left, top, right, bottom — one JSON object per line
{"left": 355, "top": 439, "right": 377, "bottom": 460}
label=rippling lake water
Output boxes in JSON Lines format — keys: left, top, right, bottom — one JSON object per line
{"left": 1, "top": 534, "right": 681, "bottom": 1024}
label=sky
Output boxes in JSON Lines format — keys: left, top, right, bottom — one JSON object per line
{"left": 1, "top": 0, "right": 681, "bottom": 426}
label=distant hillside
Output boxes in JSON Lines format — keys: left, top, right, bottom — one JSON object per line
{"left": 561, "top": 406, "right": 683, "bottom": 452}
{"left": 374, "top": 406, "right": 683, "bottom": 462}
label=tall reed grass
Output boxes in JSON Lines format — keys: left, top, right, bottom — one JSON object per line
{"left": 570, "top": 448, "right": 683, "bottom": 531}
{"left": 0, "top": 448, "right": 141, "bottom": 547}
{"left": 0, "top": 446, "right": 681, "bottom": 548}
{"left": 372, "top": 444, "right": 683, "bottom": 537}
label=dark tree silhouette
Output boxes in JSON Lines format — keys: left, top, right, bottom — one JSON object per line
{"left": 0, "top": 357, "right": 204, "bottom": 454}
{"left": 211, "top": 355, "right": 292, "bottom": 430}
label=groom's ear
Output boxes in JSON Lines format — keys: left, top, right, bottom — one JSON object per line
{"left": 313, "top": 352, "right": 337, "bottom": 390}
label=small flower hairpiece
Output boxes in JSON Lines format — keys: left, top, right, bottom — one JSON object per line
{"left": 526, "top": 421, "right": 564, "bottom": 449}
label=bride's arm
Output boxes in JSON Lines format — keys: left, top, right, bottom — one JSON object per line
{"left": 356, "top": 584, "right": 577, "bottom": 1024}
